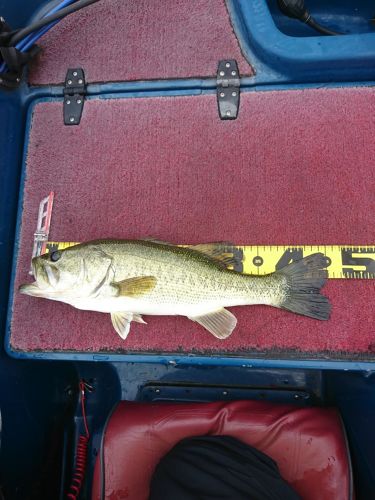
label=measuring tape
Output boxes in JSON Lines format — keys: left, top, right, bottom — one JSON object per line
{"left": 32, "top": 194, "right": 375, "bottom": 279}
{"left": 41, "top": 242, "right": 375, "bottom": 279}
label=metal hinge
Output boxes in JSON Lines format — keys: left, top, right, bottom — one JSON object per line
{"left": 63, "top": 68, "right": 86, "bottom": 125}
{"left": 216, "top": 60, "right": 240, "bottom": 120}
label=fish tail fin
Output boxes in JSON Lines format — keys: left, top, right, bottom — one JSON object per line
{"left": 275, "top": 253, "right": 331, "bottom": 320}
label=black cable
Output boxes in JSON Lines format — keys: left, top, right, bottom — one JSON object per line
{"left": 9, "top": 0, "right": 99, "bottom": 45}
{"left": 277, "top": 0, "right": 343, "bottom": 36}
{"left": 306, "top": 17, "right": 342, "bottom": 36}
{"left": 29, "top": 0, "right": 70, "bottom": 24}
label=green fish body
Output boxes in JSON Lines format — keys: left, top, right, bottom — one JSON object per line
{"left": 20, "top": 240, "right": 330, "bottom": 339}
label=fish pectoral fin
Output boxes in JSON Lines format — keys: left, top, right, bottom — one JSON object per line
{"left": 188, "top": 243, "right": 240, "bottom": 270}
{"left": 113, "top": 276, "right": 157, "bottom": 297}
{"left": 111, "top": 312, "right": 133, "bottom": 339}
{"left": 188, "top": 308, "right": 237, "bottom": 339}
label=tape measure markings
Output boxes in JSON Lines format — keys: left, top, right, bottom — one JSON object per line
{"left": 42, "top": 242, "right": 375, "bottom": 279}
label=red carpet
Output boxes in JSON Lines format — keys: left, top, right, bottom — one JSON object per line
{"left": 28, "top": 0, "right": 253, "bottom": 85}
{"left": 10, "top": 88, "right": 375, "bottom": 358}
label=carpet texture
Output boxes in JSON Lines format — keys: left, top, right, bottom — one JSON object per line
{"left": 10, "top": 88, "right": 375, "bottom": 358}
{"left": 28, "top": 0, "right": 253, "bottom": 85}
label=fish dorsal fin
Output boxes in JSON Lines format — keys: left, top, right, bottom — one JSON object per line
{"left": 189, "top": 308, "right": 237, "bottom": 339}
{"left": 143, "top": 239, "right": 241, "bottom": 270}
{"left": 188, "top": 243, "right": 240, "bottom": 270}
{"left": 113, "top": 276, "right": 157, "bottom": 297}
{"left": 111, "top": 312, "right": 133, "bottom": 339}
{"left": 142, "top": 238, "right": 174, "bottom": 246}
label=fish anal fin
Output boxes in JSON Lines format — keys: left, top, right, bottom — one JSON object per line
{"left": 113, "top": 276, "right": 157, "bottom": 297}
{"left": 189, "top": 308, "right": 237, "bottom": 339}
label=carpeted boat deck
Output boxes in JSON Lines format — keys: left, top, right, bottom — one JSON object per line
{"left": 28, "top": 0, "right": 253, "bottom": 85}
{"left": 9, "top": 88, "right": 375, "bottom": 359}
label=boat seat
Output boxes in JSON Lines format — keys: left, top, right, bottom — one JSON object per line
{"left": 91, "top": 400, "right": 353, "bottom": 499}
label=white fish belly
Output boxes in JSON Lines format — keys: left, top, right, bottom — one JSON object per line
{"left": 64, "top": 296, "right": 250, "bottom": 317}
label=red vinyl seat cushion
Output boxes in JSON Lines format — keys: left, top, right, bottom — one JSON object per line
{"left": 92, "top": 400, "right": 352, "bottom": 500}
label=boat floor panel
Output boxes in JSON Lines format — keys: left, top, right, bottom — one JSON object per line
{"left": 9, "top": 89, "right": 375, "bottom": 359}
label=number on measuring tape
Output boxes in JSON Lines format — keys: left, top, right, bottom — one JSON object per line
{"left": 341, "top": 247, "right": 375, "bottom": 279}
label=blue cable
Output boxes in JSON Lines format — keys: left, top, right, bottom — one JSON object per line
{"left": 0, "top": 0, "right": 76, "bottom": 73}
{"left": 17, "top": 0, "right": 75, "bottom": 51}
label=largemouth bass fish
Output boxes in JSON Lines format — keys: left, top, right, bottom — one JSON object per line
{"left": 19, "top": 240, "right": 330, "bottom": 340}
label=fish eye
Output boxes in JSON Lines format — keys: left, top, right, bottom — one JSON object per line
{"left": 50, "top": 251, "right": 62, "bottom": 262}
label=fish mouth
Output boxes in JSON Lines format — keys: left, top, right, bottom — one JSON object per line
{"left": 19, "top": 282, "right": 48, "bottom": 297}
{"left": 19, "top": 280, "right": 66, "bottom": 299}
{"left": 44, "top": 263, "right": 59, "bottom": 287}
{"left": 32, "top": 259, "right": 60, "bottom": 289}
{"left": 19, "top": 259, "right": 61, "bottom": 298}
{"left": 31, "top": 259, "right": 36, "bottom": 278}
